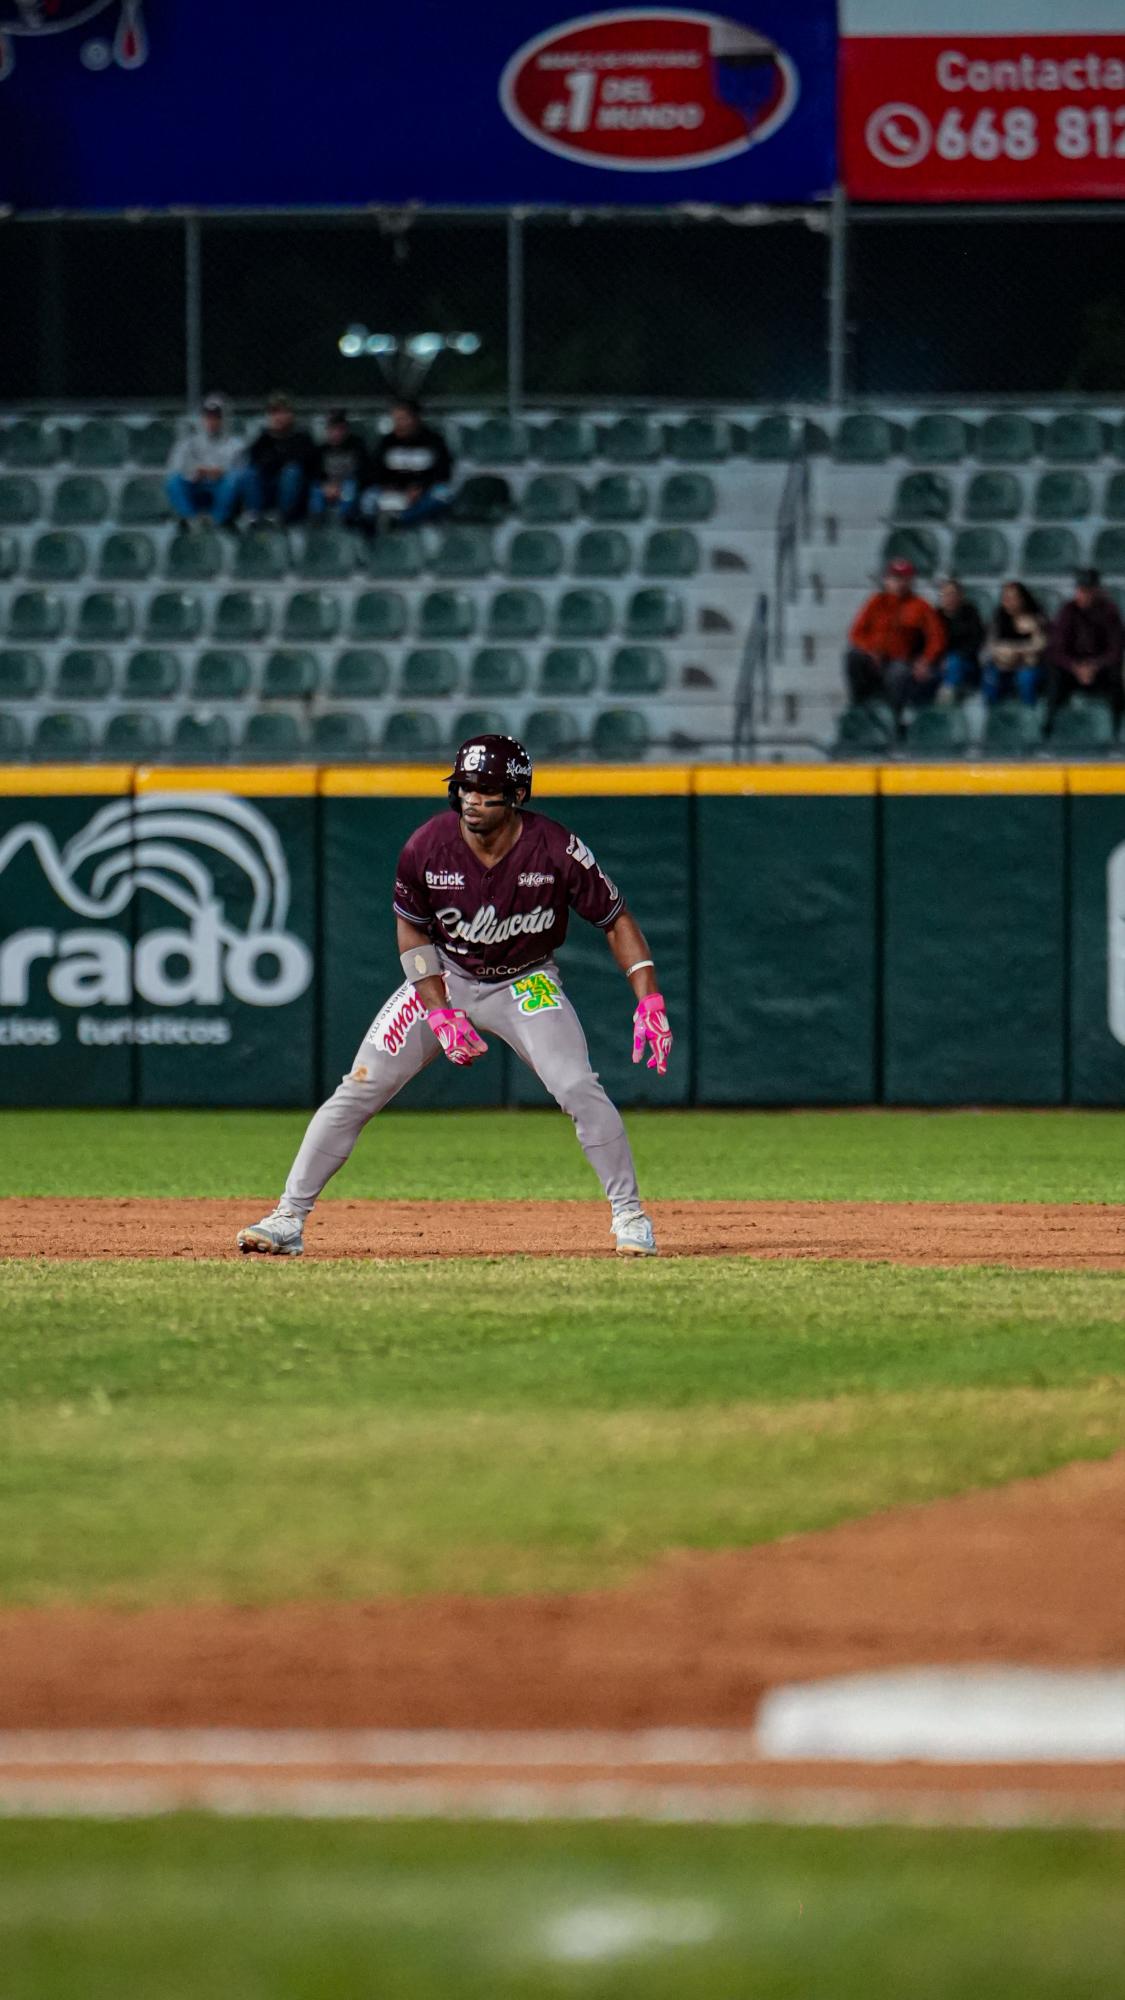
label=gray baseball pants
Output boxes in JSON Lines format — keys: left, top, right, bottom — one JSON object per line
{"left": 282, "top": 957, "right": 640, "bottom": 1217}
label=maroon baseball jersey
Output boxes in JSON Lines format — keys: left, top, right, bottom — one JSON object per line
{"left": 393, "top": 809, "right": 624, "bottom": 980}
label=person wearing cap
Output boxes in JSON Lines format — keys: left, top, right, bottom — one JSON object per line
{"left": 360, "top": 398, "right": 454, "bottom": 535}
{"left": 1047, "top": 568, "right": 1124, "bottom": 726}
{"left": 236, "top": 392, "right": 318, "bottom": 526}
{"left": 844, "top": 558, "right": 947, "bottom": 723}
{"left": 309, "top": 410, "right": 371, "bottom": 531}
{"left": 165, "top": 393, "right": 245, "bottom": 529}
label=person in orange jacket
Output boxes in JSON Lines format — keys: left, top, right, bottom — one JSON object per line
{"left": 845, "top": 557, "right": 946, "bottom": 724}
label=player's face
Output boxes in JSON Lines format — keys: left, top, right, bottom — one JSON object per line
{"left": 459, "top": 786, "right": 509, "bottom": 832}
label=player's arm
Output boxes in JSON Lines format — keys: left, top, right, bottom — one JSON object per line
{"left": 605, "top": 909, "right": 672, "bottom": 1078}
{"left": 396, "top": 915, "right": 488, "bottom": 1067}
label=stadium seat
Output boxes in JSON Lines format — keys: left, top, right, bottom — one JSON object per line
{"left": 535, "top": 415, "right": 597, "bottom": 464}
{"left": 555, "top": 587, "right": 613, "bottom": 640}
{"left": 102, "top": 711, "right": 164, "bottom": 761}
{"left": 505, "top": 529, "right": 564, "bottom": 579}
{"left": 880, "top": 527, "right": 941, "bottom": 577}
{"left": 298, "top": 526, "right": 354, "bottom": 580}
{"left": 608, "top": 645, "right": 667, "bottom": 694}
{"left": 451, "top": 474, "right": 511, "bottom": 527}
{"left": 123, "top": 648, "right": 181, "bottom": 700}
{"left": 1092, "top": 527, "right": 1125, "bottom": 575}
{"left": 170, "top": 713, "right": 231, "bottom": 762}
{"left": 981, "top": 701, "right": 1037, "bottom": 758}
{"left": 466, "top": 416, "right": 530, "bottom": 463}
{"left": 891, "top": 472, "right": 952, "bottom": 523}
{"left": 907, "top": 413, "right": 971, "bottom": 463}
{"left": 32, "top": 712, "right": 94, "bottom": 760}
{"left": 520, "top": 474, "right": 583, "bottom": 524}
{"left": 573, "top": 528, "right": 631, "bottom": 578}
{"left": 0, "top": 475, "right": 40, "bottom": 525}
{"left": 98, "top": 529, "right": 156, "bottom": 582}
{"left": 400, "top": 647, "right": 459, "bottom": 698}
{"left": 745, "top": 412, "right": 798, "bottom": 460}
{"left": 76, "top": 590, "right": 134, "bottom": 642}
{"left": 29, "top": 530, "right": 86, "bottom": 582}
{"left": 432, "top": 525, "right": 494, "bottom": 579}
{"left": 486, "top": 587, "right": 546, "bottom": 641}
{"left": 351, "top": 590, "right": 408, "bottom": 642}
{"left": 311, "top": 710, "right": 372, "bottom": 759}
{"left": 1021, "top": 526, "right": 1082, "bottom": 576}
{"left": 904, "top": 705, "right": 968, "bottom": 757}
{"left": 592, "top": 707, "right": 650, "bottom": 759}
{"left": 975, "top": 412, "right": 1037, "bottom": 462}
{"left": 951, "top": 526, "right": 1009, "bottom": 577}
{"left": 51, "top": 475, "right": 111, "bottom": 526}
{"left": 262, "top": 649, "right": 319, "bottom": 699}
{"left": 830, "top": 703, "right": 896, "bottom": 757}
{"left": 193, "top": 650, "right": 252, "bottom": 700}
{"left": 469, "top": 647, "right": 529, "bottom": 697}
{"left": 0, "top": 534, "right": 18, "bottom": 580}
{"left": 330, "top": 648, "right": 390, "bottom": 700}
{"left": 7, "top": 590, "right": 66, "bottom": 642}
{"left": 1103, "top": 473, "right": 1125, "bottom": 522}
{"left": 4, "top": 420, "right": 61, "bottom": 468}
{"left": 1042, "top": 412, "right": 1105, "bottom": 463}
{"left": 417, "top": 589, "right": 475, "bottom": 641}
{"left": 363, "top": 530, "right": 425, "bottom": 580}
{"left": 642, "top": 528, "right": 699, "bottom": 577}
{"left": 539, "top": 646, "right": 596, "bottom": 697}
{"left": 523, "top": 708, "right": 581, "bottom": 760}
{"left": 213, "top": 589, "right": 270, "bottom": 642}
{"left": 588, "top": 472, "right": 647, "bottom": 523}
{"left": 1049, "top": 696, "right": 1115, "bottom": 752}
{"left": 833, "top": 413, "right": 896, "bottom": 463}
{"left": 0, "top": 712, "right": 27, "bottom": 757}
{"left": 282, "top": 589, "right": 341, "bottom": 642}
{"left": 1033, "top": 471, "right": 1092, "bottom": 521}
{"left": 241, "top": 711, "right": 304, "bottom": 761}
{"left": 130, "top": 419, "right": 177, "bottom": 467}
{"left": 165, "top": 527, "right": 224, "bottom": 580}
{"left": 599, "top": 415, "right": 662, "bottom": 463}
{"left": 233, "top": 526, "right": 288, "bottom": 581}
{"left": 119, "top": 475, "right": 170, "bottom": 525}
{"left": 382, "top": 709, "right": 441, "bottom": 757}
{"left": 624, "top": 587, "right": 683, "bottom": 639}
{"left": 56, "top": 649, "right": 114, "bottom": 701}
{"left": 658, "top": 472, "right": 715, "bottom": 522}
{"left": 140, "top": 590, "right": 200, "bottom": 644}
{"left": 71, "top": 418, "right": 129, "bottom": 468}
{"left": 667, "top": 415, "right": 731, "bottom": 462}
{"left": 0, "top": 649, "right": 46, "bottom": 699}
{"left": 449, "top": 708, "right": 506, "bottom": 746}
{"left": 963, "top": 471, "right": 1022, "bottom": 522}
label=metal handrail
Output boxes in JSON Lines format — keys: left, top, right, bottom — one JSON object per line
{"left": 731, "top": 590, "right": 770, "bottom": 758}
{"left": 773, "top": 448, "right": 810, "bottom": 668}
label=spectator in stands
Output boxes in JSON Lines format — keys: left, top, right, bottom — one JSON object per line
{"left": 237, "top": 392, "right": 317, "bottom": 526}
{"left": 1047, "top": 568, "right": 1124, "bottom": 724}
{"left": 844, "top": 557, "right": 946, "bottom": 723}
{"left": 982, "top": 580, "right": 1048, "bottom": 707}
{"left": 309, "top": 409, "right": 370, "bottom": 530}
{"left": 165, "top": 393, "right": 244, "bottom": 530}
{"left": 935, "top": 577, "right": 985, "bottom": 703}
{"left": 360, "top": 398, "right": 454, "bottom": 535}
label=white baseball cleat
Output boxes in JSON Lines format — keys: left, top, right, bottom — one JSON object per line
{"left": 611, "top": 1208, "right": 657, "bottom": 1257}
{"left": 237, "top": 1206, "right": 305, "bottom": 1257}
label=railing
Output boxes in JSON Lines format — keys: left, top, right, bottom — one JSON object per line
{"left": 731, "top": 591, "right": 770, "bottom": 759}
{"left": 773, "top": 449, "right": 811, "bottom": 672}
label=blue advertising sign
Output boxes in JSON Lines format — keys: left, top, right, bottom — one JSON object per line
{"left": 0, "top": 0, "right": 836, "bottom": 209}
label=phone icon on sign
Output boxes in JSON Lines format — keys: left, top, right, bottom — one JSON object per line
{"left": 865, "top": 103, "right": 932, "bottom": 169}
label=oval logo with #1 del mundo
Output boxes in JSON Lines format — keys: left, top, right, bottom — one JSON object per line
{"left": 499, "top": 8, "right": 798, "bottom": 172}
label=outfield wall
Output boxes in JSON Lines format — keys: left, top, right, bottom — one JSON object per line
{"left": 2, "top": 762, "right": 1125, "bottom": 1109}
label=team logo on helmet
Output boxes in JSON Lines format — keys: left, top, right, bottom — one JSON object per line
{"left": 0, "top": 1, "right": 146, "bottom": 81}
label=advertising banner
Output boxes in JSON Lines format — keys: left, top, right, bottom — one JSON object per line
{"left": 841, "top": 0, "right": 1125, "bottom": 202}
{"left": 1068, "top": 774, "right": 1125, "bottom": 1106}
{"left": 0, "top": 0, "right": 835, "bottom": 210}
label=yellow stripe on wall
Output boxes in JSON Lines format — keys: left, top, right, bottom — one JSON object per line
{"left": 0, "top": 765, "right": 133, "bottom": 794}
{"left": 134, "top": 766, "right": 318, "bottom": 796}
{"left": 1067, "top": 765, "right": 1125, "bottom": 793}
{"left": 319, "top": 764, "right": 692, "bottom": 797}
{"left": 695, "top": 763, "right": 877, "bottom": 795}
{"left": 881, "top": 763, "right": 1067, "bottom": 795}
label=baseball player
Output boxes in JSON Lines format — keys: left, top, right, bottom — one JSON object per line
{"left": 238, "top": 733, "right": 672, "bottom": 1259}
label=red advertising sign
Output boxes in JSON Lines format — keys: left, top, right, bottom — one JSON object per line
{"left": 843, "top": 31, "right": 1125, "bottom": 200}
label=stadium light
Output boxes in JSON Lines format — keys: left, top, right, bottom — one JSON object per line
{"left": 336, "top": 326, "right": 482, "bottom": 393}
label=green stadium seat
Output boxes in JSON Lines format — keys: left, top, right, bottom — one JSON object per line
{"left": 233, "top": 526, "right": 288, "bottom": 581}
{"left": 0, "top": 649, "right": 45, "bottom": 699}
{"left": 600, "top": 415, "right": 661, "bottom": 463}
{"left": 330, "top": 648, "right": 390, "bottom": 700}
{"left": 833, "top": 413, "right": 896, "bottom": 463}
{"left": 32, "top": 712, "right": 94, "bottom": 761}
{"left": 102, "top": 711, "right": 165, "bottom": 761}
{"left": 667, "top": 415, "right": 731, "bottom": 462}
{"left": 588, "top": 472, "right": 647, "bottom": 523}
{"left": 1042, "top": 412, "right": 1105, "bottom": 463}
{"left": 539, "top": 646, "right": 596, "bottom": 697}
{"left": 170, "top": 713, "right": 231, "bottom": 762}
{"left": 1049, "top": 695, "right": 1115, "bottom": 752}
{"left": 466, "top": 417, "right": 529, "bottom": 464}
{"left": 241, "top": 711, "right": 304, "bottom": 762}
{"left": 299, "top": 526, "right": 354, "bottom": 580}
{"left": 892, "top": 472, "right": 952, "bottom": 523}
{"left": 98, "top": 530, "right": 156, "bottom": 582}
{"left": 213, "top": 589, "right": 270, "bottom": 642}
{"left": 193, "top": 650, "right": 252, "bottom": 700}
{"left": 262, "top": 649, "right": 320, "bottom": 699}
{"left": 642, "top": 528, "right": 699, "bottom": 577}
{"left": 0, "top": 475, "right": 40, "bottom": 525}
{"left": 624, "top": 586, "right": 683, "bottom": 639}
{"left": 520, "top": 473, "right": 583, "bottom": 524}
{"left": 745, "top": 412, "right": 798, "bottom": 460}
{"left": 76, "top": 590, "right": 134, "bottom": 642}
{"left": 130, "top": 419, "right": 177, "bottom": 467}
{"left": 1092, "top": 527, "right": 1125, "bottom": 575}
{"left": 417, "top": 589, "right": 475, "bottom": 641}
{"left": 573, "top": 528, "right": 631, "bottom": 578}
{"left": 523, "top": 708, "right": 580, "bottom": 760}
{"left": 535, "top": 415, "right": 597, "bottom": 464}
{"left": 592, "top": 707, "right": 650, "bottom": 759}
{"left": 452, "top": 473, "right": 512, "bottom": 525}
{"left": 469, "top": 647, "right": 528, "bottom": 697}
{"left": 658, "top": 472, "right": 715, "bottom": 523}
{"left": 906, "top": 414, "right": 971, "bottom": 463}
{"left": 400, "top": 647, "right": 459, "bottom": 699}
{"left": 830, "top": 703, "right": 896, "bottom": 757}
{"left": 7, "top": 590, "right": 66, "bottom": 642}
{"left": 555, "top": 587, "right": 613, "bottom": 640}
{"left": 433, "top": 526, "right": 494, "bottom": 579}
{"left": 449, "top": 708, "right": 506, "bottom": 746}
{"left": 29, "top": 530, "right": 86, "bottom": 582}
{"left": 981, "top": 701, "right": 1037, "bottom": 758}
{"left": 282, "top": 589, "right": 340, "bottom": 642}
{"left": 4, "top": 420, "right": 61, "bottom": 468}
{"left": 608, "top": 645, "right": 667, "bottom": 694}
{"left": 351, "top": 590, "right": 407, "bottom": 642}
{"left": 486, "top": 588, "right": 546, "bottom": 641}
{"left": 1033, "top": 471, "right": 1092, "bottom": 521}
{"left": 71, "top": 418, "right": 129, "bottom": 468}
{"left": 0, "top": 534, "right": 17, "bottom": 580}
{"left": 165, "top": 526, "right": 224, "bottom": 580}
{"left": 0, "top": 712, "right": 26, "bottom": 758}
{"left": 1103, "top": 473, "right": 1125, "bottom": 522}
{"left": 51, "top": 475, "right": 110, "bottom": 526}
{"left": 143, "top": 590, "right": 201, "bottom": 643}
{"left": 963, "top": 471, "right": 1022, "bottom": 522}
{"left": 123, "top": 649, "right": 181, "bottom": 700}
{"left": 119, "top": 475, "right": 170, "bottom": 525}
{"left": 56, "top": 649, "right": 114, "bottom": 701}
{"left": 311, "top": 711, "right": 371, "bottom": 759}
{"left": 950, "top": 526, "right": 1009, "bottom": 577}
{"left": 363, "top": 529, "right": 426, "bottom": 579}
{"left": 382, "top": 709, "right": 441, "bottom": 758}
{"left": 1021, "top": 526, "right": 1082, "bottom": 576}
{"left": 505, "top": 529, "right": 564, "bottom": 579}
{"left": 975, "top": 413, "right": 1037, "bottom": 463}
{"left": 904, "top": 705, "right": 968, "bottom": 758}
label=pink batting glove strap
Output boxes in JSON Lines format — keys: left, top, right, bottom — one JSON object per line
{"left": 631, "top": 990, "right": 673, "bottom": 1075}
{"left": 427, "top": 1006, "right": 488, "bottom": 1066}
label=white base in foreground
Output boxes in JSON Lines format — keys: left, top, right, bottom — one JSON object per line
{"left": 756, "top": 1668, "right": 1125, "bottom": 1764}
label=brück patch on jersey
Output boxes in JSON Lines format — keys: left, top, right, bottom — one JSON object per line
{"left": 511, "top": 971, "right": 562, "bottom": 1015}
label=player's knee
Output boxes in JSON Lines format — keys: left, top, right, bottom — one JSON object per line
{"left": 553, "top": 1069, "right": 612, "bottom": 1121}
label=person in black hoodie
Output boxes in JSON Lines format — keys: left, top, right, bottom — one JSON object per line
{"left": 309, "top": 409, "right": 370, "bottom": 530}
{"left": 239, "top": 392, "right": 317, "bottom": 525}
{"left": 935, "top": 576, "right": 986, "bottom": 702}
{"left": 360, "top": 399, "right": 454, "bottom": 534}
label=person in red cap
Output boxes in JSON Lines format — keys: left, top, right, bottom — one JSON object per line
{"left": 844, "top": 558, "right": 947, "bottom": 725}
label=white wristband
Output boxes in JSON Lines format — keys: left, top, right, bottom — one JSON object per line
{"left": 626, "top": 958, "right": 655, "bottom": 977}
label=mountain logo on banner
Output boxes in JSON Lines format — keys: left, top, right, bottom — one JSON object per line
{"left": 0, "top": 1, "right": 146, "bottom": 83}
{"left": 500, "top": 8, "right": 798, "bottom": 171}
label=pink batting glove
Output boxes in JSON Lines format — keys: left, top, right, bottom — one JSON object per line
{"left": 632, "top": 991, "right": 672, "bottom": 1076}
{"left": 427, "top": 1006, "right": 488, "bottom": 1067}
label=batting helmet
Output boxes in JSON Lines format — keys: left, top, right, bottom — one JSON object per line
{"left": 446, "top": 733, "right": 533, "bottom": 811}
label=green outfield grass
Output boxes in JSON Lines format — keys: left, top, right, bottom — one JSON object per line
{"left": 1, "top": 1818, "right": 1123, "bottom": 2000}
{"left": 4, "top": 1106, "right": 1125, "bottom": 1202}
